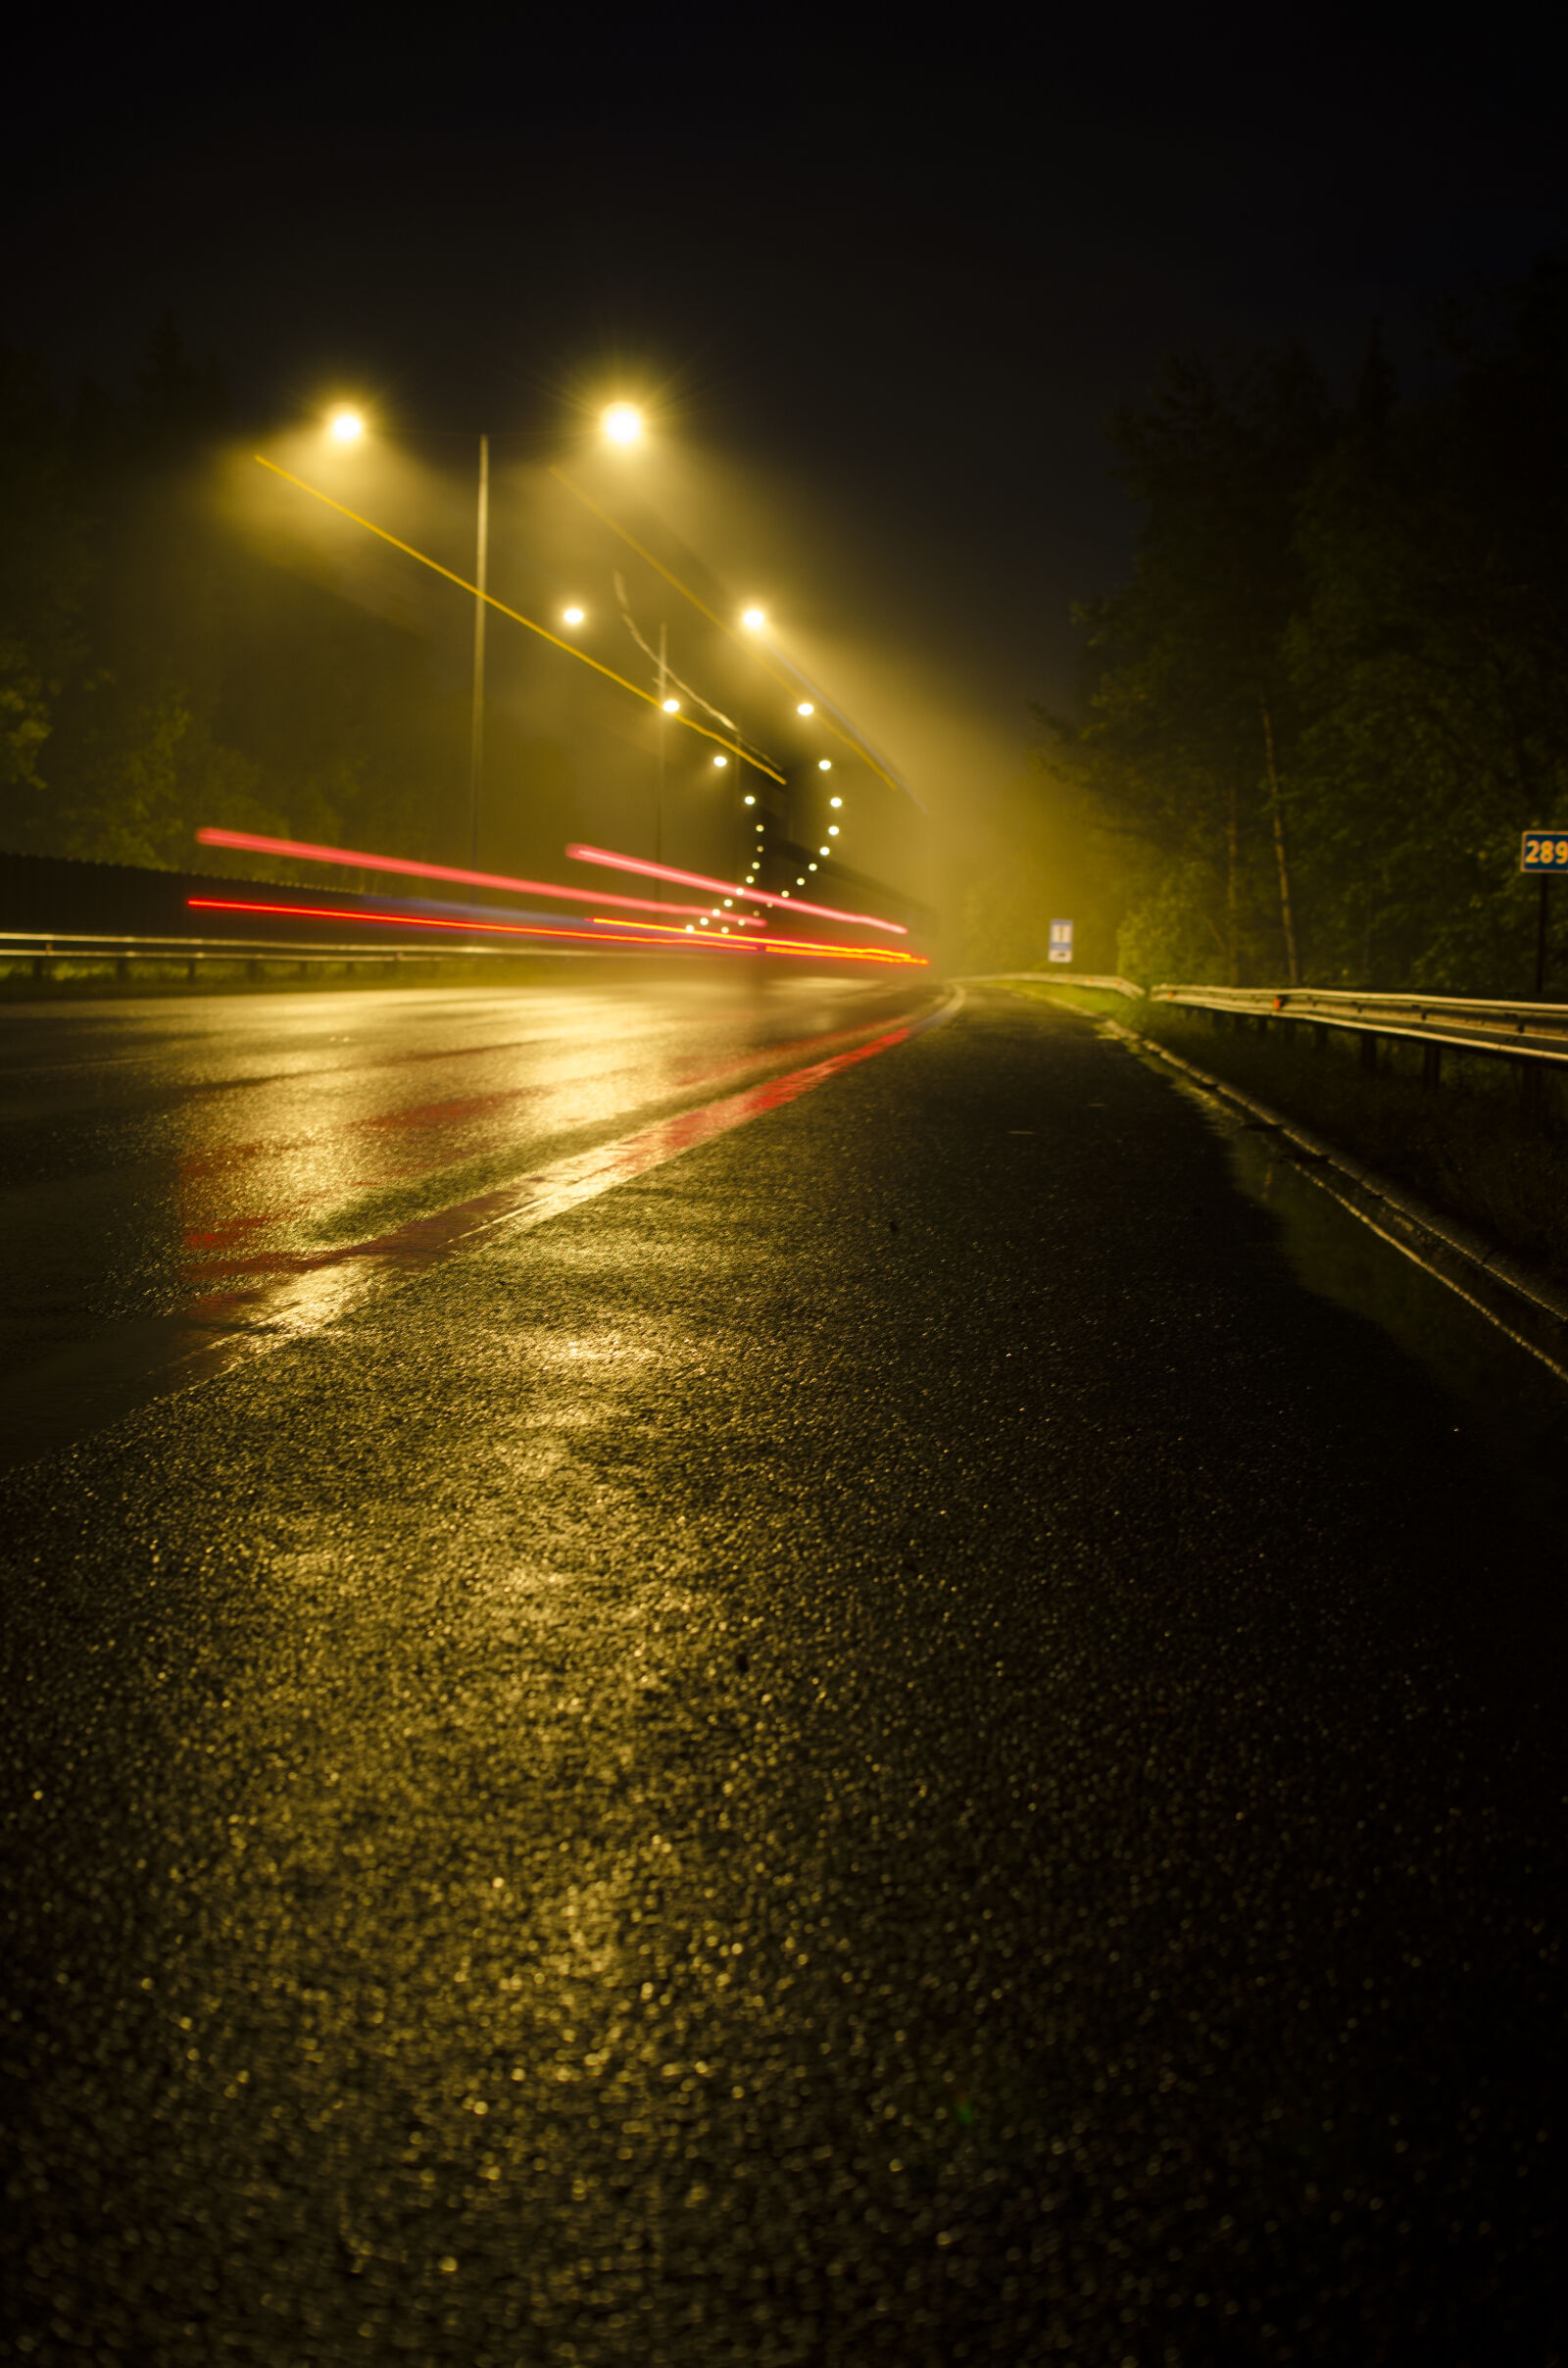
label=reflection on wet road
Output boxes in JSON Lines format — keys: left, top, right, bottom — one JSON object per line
{"left": 0, "top": 973, "right": 931, "bottom": 1466}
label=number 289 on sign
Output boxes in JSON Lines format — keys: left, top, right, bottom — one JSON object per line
{"left": 1521, "top": 832, "right": 1568, "bottom": 872}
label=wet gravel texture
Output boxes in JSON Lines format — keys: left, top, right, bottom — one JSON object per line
{"left": 1, "top": 986, "right": 1563, "bottom": 2364}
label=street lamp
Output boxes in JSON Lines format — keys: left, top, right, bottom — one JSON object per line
{"left": 603, "top": 403, "right": 643, "bottom": 446}
{"left": 327, "top": 408, "right": 364, "bottom": 443}
{"left": 741, "top": 608, "right": 764, "bottom": 630}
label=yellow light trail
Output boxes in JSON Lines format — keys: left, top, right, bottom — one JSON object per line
{"left": 253, "top": 456, "right": 788, "bottom": 785}
{"left": 593, "top": 913, "right": 924, "bottom": 964}
{"left": 551, "top": 467, "right": 910, "bottom": 802}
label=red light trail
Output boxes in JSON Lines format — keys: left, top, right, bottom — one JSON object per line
{"left": 564, "top": 843, "right": 908, "bottom": 935}
{"left": 183, "top": 899, "right": 925, "bottom": 966}
{"left": 194, "top": 827, "right": 765, "bottom": 927}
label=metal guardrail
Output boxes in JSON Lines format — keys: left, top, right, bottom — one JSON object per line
{"left": 1152, "top": 982, "right": 1568, "bottom": 1073}
{"left": 0, "top": 930, "right": 545, "bottom": 976}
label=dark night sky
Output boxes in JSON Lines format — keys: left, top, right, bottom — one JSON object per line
{"left": 6, "top": 5, "right": 1566, "bottom": 832}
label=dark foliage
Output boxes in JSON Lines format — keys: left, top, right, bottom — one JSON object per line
{"left": 0, "top": 318, "right": 461, "bottom": 876}
{"left": 1047, "top": 262, "right": 1568, "bottom": 994}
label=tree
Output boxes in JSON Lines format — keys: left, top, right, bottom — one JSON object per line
{"left": 0, "top": 318, "right": 465, "bottom": 876}
{"left": 1056, "top": 347, "right": 1337, "bottom": 984}
{"left": 1286, "top": 261, "right": 1568, "bottom": 991}
{"left": 0, "top": 349, "right": 88, "bottom": 841}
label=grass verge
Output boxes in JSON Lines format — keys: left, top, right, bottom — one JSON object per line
{"left": 1005, "top": 979, "right": 1568, "bottom": 1288}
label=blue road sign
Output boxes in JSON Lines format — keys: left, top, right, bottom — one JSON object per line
{"left": 1048, "top": 918, "right": 1074, "bottom": 965}
{"left": 1521, "top": 831, "right": 1568, "bottom": 872}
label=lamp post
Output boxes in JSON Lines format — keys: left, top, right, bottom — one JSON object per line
{"left": 324, "top": 409, "right": 492, "bottom": 871}
{"left": 469, "top": 434, "right": 489, "bottom": 868}
{"left": 656, "top": 620, "right": 668, "bottom": 868}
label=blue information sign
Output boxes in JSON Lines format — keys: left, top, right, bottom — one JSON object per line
{"left": 1049, "top": 918, "right": 1074, "bottom": 964}
{"left": 1521, "top": 831, "right": 1568, "bottom": 873}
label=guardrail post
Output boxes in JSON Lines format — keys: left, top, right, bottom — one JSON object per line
{"left": 1421, "top": 1042, "right": 1442, "bottom": 1089}
{"left": 1313, "top": 1023, "right": 1328, "bottom": 1052}
{"left": 1358, "top": 1031, "right": 1379, "bottom": 1074}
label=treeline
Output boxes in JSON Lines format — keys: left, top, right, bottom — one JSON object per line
{"left": 1045, "top": 257, "right": 1568, "bottom": 994}
{"left": 0, "top": 317, "right": 463, "bottom": 875}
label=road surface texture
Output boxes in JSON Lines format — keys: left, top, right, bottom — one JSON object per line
{"left": 0, "top": 977, "right": 1562, "bottom": 2366}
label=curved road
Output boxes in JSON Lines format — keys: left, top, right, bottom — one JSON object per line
{"left": 0, "top": 977, "right": 1562, "bottom": 2364}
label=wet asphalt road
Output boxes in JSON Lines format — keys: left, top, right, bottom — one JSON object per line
{"left": 0, "top": 972, "right": 928, "bottom": 1471}
{"left": 0, "top": 980, "right": 1563, "bottom": 2365}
